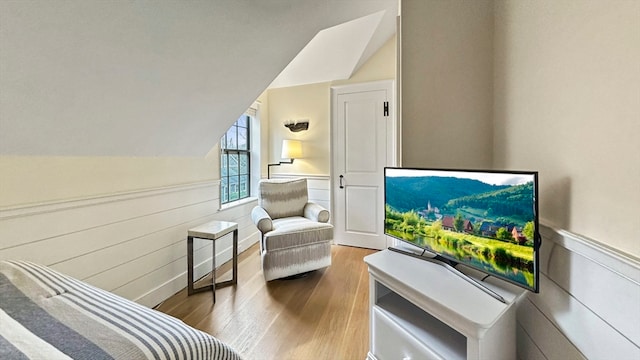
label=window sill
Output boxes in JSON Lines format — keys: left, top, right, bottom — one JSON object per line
{"left": 219, "top": 196, "right": 258, "bottom": 211}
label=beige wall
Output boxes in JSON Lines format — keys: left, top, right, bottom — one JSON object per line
{"left": 333, "top": 34, "right": 397, "bottom": 86}
{"left": 401, "top": 0, "right": 639, "bottom": 257}
{"left": 400, "top": 0, "right": 494, "bottom": 169}
{"left": 267, "top": 83, "right": 331, "bottom": 176}
{"left": 265, "top": 35, "right": 396, "bottom": 177}
{"left": 493, "top": 0, "right": 640, "bottom": 257}
{"left": 0, "top": 156, "right": 217, "bottom": 207}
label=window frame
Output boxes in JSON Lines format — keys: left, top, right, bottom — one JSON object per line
{"left": 220, "top": 115, "right": 251, "bottom": 205}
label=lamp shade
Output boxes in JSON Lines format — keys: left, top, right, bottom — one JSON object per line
{"left": 281, "top": 139, "right": 302, "bottom": 159}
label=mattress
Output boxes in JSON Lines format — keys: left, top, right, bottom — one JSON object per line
{"left": 0, "top": 260, "right": 241, "bottom": 359}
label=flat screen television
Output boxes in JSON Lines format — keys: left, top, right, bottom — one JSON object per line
{"left": 384, "top": 167, "right": 540, "bottom": 295}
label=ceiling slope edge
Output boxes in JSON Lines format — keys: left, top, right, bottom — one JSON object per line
{"left": 269, "top": 10, "right": 387, "bottom": 89}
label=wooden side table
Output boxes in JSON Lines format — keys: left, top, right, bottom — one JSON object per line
{"left": 187, "top": 220, "right": 238, "bottom": 302}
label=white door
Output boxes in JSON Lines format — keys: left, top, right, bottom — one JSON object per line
{"left": 331, "top": 81, "right": 396, "bottom": 250}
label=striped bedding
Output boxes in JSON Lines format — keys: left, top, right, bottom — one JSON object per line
{"left": 0, "top": 261, "right": 241, "bottom": 360}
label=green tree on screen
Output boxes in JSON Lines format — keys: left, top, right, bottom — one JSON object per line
{"left": 454, "top": 213, "right": 464, "bottom": 232}
{"left": 496, "top": 227, "right": 511, "bottom": 241}
{"left": 523, "top": 221, "right": 535, "bottom": 240}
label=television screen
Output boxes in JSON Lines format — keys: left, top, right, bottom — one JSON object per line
{"left": 384, "top": 167, "right": 540, "bottom": 292}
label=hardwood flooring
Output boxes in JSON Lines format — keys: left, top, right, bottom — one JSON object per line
{"left": 156, "top": 243, "right": 378, "bottom": 360}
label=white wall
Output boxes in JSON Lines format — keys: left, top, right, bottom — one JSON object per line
{"left": 400, "top": 0, "right": 494, "bottom": 169}
{"left": 401, "top": 0, "right": 639, "bottom": 258}
{"left": 493, "top": 0, "right": 640, "bottom": 257}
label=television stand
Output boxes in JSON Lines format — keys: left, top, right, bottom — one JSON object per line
{"left": 364, "top": 249, "right": 526, "bottom": 360}
{"left": 387, "top": 246, "right": 506, "bottom": 303}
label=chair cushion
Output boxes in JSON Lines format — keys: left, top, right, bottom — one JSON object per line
{"left": 258, "top": 178, "right": 308, "bottom": 219}
{"left": 263, "top": 217, "right": 334, "bottom": 251}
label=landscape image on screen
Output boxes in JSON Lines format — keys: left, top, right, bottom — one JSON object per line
{"left": 385, "top": 168, "right": 537, "bottom": 290}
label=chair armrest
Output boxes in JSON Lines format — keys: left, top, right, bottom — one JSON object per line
{"left": 303, "top": 202, "right": 330, "bottom": 223}
{"left": 251, "top": 206, "right": 273, "bottom": 233}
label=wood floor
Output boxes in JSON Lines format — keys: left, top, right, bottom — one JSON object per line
{"left": 156, "top": 243, "right": 378, "bottom": 360}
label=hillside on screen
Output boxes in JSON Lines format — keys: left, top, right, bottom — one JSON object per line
{"left": 385, "top": 176, "right": 535, "bottom": 228}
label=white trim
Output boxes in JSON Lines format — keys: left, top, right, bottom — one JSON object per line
{"left": 219, "top": 196, "right": 258, "bottom": 211}
{"left": 330, "top": 79, "right": 395, "bottom": 93}
{"left": 266, "top": 174, "right": 330, "bottom": 181}
{"left": 395, "top": 15, "right": 402, "bottom": 166}
{"left": 540, "top": 223, "right": 640, "bottom": 282}
{"left": 0, "top": 180, "right": 220, "bottom": 220}
{"left": 330, "top": 80, "right": 396, "bottom": 250}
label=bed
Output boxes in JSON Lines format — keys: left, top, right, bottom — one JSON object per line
{"left": 0, "top": 260, "right": 242, "bottom": 359}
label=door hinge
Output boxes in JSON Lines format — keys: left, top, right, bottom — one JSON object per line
{"left": 383, "top": 101, "right": 389, "bottom": 116}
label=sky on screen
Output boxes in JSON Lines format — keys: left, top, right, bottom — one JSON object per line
{"left": 386, "top": 169, "right": 533, "bottom": 186}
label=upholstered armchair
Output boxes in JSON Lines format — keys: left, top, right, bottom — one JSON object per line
{"left": 251, "top": 178, "right": 333, "bottom": 281}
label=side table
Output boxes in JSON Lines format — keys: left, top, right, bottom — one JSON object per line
{"left": 187, "top": 220, "right": 238, "bottom": 302}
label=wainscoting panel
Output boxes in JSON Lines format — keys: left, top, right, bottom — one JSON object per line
{"left": 0, "top": 199, "right": 217, "bottom": 273}
{"left": 516, "top": 225, "right": 640, "bottom": 359}
{"left": 0, "top": 181, "right": 261, "bottom": 308}
{"left": 516, "top": 295, "right": 583, "bottom": 360}
{"left": 0, "top": 182, "right": 215, "bottom": 249}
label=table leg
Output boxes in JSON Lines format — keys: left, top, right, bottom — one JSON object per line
{"left": 232, "top": 229, "right": 238, "bottom": 285}
{"left": 214, "top": 231, "right": 238, "bottom": 289}
{"left": 187, "top": 236, "right": 194, "bottom": 295}
{"left": 212, "top": 235, "right": 216, "bottom": 303}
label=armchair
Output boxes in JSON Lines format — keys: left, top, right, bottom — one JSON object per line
{"left": 251, "top": 178, "right": 333, "bottom": 281}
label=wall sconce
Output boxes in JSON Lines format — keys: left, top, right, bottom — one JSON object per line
{"left": 284, "top": 119, "right": 309, "bottom": 132}
{"left": 268, "top": 139, "right": 302, "bottom": 179}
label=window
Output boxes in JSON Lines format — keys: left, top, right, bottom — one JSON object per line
{"left": 220, "top": 114, "right": 251, "bottom": 204}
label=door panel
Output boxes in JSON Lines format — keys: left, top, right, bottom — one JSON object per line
{"left": 332, "top": 81, "right": 395, "bottom": 250}
{"left": 345, "top": 100, "right": 378, "bottom": 172}
{"left": 345, "top": 186, "right": 378, "bottom": 234}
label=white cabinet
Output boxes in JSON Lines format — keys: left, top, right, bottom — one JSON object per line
{"left": 364, "top": 249, "right": 526, "bottom": 360}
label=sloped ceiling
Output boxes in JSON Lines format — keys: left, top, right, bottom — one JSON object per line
{"left": 0, "top": 0, "right": 397, "bottom": 157}
{"left": 269, "top": 10, "right": 388, "bottom": 89}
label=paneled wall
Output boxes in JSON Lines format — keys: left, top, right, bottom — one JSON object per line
{"left": 0, "top": 181, "right": 260, "bottom": 308}
{"left": 516, "top": 225, "right": 640, "bottom": 359}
